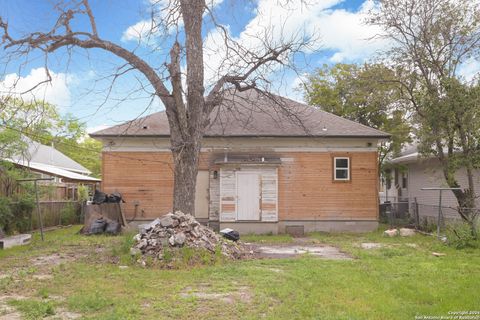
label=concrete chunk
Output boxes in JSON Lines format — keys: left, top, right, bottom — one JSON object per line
{"left": 383, "top": 229, "right": 399, "bottom": 237}
{"left": 399, "top": 228, "right": 416, "bottom": 237}
{"left": 0, "top": 234, "right": 31, "bottom": 249}
{"left": 160, "top": 216, "right": 174, "bottom": 228}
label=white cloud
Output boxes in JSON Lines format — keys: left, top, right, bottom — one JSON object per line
{"left": 458, "top": 57, "right": 480, "bottom": 82}
{"left": 122, "top": 20, "right": 154, "bottom": 42}
{"left": 317, "top": 1, "right": 389, "bottom": 62}
{"left": 0, "top": 68, "right": 72, "bottom": 107}
{"left": 203, "top": 0, "right": 390, "bottom": 87}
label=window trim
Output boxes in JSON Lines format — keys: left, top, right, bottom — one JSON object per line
{"left": 333, "top": 156, "right": 350, "bottom": 181}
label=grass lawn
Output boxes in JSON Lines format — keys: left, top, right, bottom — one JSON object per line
{"left": 0, "top": 226, "right": 479, "bottom": 319}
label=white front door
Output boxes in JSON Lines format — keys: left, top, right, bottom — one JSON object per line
{"left": 236, "top": 173, "right": 260, "bottom": 220}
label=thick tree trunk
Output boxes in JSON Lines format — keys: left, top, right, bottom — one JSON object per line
{"left": 171, "top": 140, "right": 201, "bottom": 215}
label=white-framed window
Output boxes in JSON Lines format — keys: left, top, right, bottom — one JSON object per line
{"left": 334, "top": 157, "right": 350, "bottom": 181}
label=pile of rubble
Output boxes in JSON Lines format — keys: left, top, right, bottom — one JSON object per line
{"left": 131, "top": 211, "right": 248, "bottom": 263}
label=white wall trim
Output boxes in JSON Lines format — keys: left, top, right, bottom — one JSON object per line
{"left": 103, "top": 146, "right": 379, "bottom": 153}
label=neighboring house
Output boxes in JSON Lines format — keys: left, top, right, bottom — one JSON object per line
{"left": 3, "top": 135, "right": 100, "bottom": 200}
{"left": 384, "top": 145, "right": 480, "bottom": 220}
{"left": 90, "top": 89, "right": 389, "bottom": 234}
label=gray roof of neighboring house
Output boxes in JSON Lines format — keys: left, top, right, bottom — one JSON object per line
{"left": 8, "top": 136, "right": 91, "bottom": 175}
{"left": 390, "top": 145, "right": 420, "bottom": 164}
{"left": 90, "top": 89, "right": 390, "bottom": 139}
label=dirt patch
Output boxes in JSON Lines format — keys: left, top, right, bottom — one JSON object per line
{"left": 0, "top": 311, "right": 21, "bottom": 320}
{"left": 32, "top": 274, "right": 54, "bottom": 280}
{"left": 31, "top": 253, "right": 80, "bottom": 267}
{"left": 45, "top": 309, "right": 82, "bottom": 319}
{"left": 180, "top": 284, "right": 252, "bottom": 304}
{"left": 250, "top": 244, "right": 352, "bottom": 259}
{"left": 0, "top": 295, "right": 26, "bottom": 320}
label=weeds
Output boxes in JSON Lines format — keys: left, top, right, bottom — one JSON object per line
{"left": 8, "top": 299, "right": 56, "bottom": 319}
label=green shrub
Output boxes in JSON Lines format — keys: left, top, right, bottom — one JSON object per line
{"left": 446, "top": 222, "right": 480, "bottom": 249}
{"left": 77, "top": 184, "right": 90, "bottom": 202}
{"left": 11, "top": 195, "right": 35, "bottom": 233}
{"left": 60, "top": 202, "right": 78, "bottom": 225}
{"left": 0, "top": 196, "right": 13, "bottom": 234}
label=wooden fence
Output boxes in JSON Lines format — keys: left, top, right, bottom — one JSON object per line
{"left": 30, "top": 201, "right": 82, "bottom": 230}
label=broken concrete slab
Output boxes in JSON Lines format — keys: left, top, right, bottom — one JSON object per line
{"left": 0, "top": 234, "right": 31, "bottom": 249}
{"left": 399, "top": 228, "right": 416, "bottom": 237}
{"left": 360, "top": 242, "right": 383, "bottom": 250}
{"left": 180, "top": 285, "right": 252, "bottom": 304}
{"left": 254, "top": 245, "right": 352, "bottom": 259}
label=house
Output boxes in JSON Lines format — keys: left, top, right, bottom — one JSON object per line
{"left": 384, "top": 145, "right": 480, "bottom": 221}
{"left": 3, "top": 136, "right": 100, "bottom": 200}
{"left": 90, "top": 89, "right": 390, "bottom": 234}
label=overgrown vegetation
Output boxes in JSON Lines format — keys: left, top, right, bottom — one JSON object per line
{"left": 7, "top": 299, "right": 56, "bottom": 320}
{"left": 60, "top": 202, "right": 78, "bottom": 225}
{"left": 446, "top": 222, "right": 480, "bottom": 249}
{"left": 0, "top": 226, "right": 478, "bottom": 319}
{"left": 0, "top": 195, "right": 35, "bottom": 235}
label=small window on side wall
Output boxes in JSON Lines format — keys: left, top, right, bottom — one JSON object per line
{"left": 334, "top": 157, "right": 350, "bottom": 181}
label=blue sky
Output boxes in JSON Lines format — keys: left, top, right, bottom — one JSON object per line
{"left": 0, "top": 0, "right": 433, "bottom": 132}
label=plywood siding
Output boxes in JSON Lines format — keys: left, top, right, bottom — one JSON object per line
{"left": 102, "top": 150, "right": 379, "bottom": 221}
{"left": 102, "top": 152, "right": 211, "bottom": 219}
{"left": 278, "top": 152, "right": 378, "bottom": 220}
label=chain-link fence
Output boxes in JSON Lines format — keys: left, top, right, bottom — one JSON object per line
{"left": 380, "top": 200, "right": 479, "bottom": 236}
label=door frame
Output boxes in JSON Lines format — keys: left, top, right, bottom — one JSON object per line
{"left": 194, "top": 170, "right": 210, "bottom": 219}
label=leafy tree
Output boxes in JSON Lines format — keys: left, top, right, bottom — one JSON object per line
{"left": 0, "top": 98, "right": 59, "bottom": 158}
{"left": 370, "top": 0, "right": 480, "bottom": 236}
{"left": 303, "top": 63, "right": 411, "bottom": 171}
{"left": 55, "top": 137, "right": 102, "bottom": 178}
{"left": 1, "top": 98, "right": 101, "bottom": 177}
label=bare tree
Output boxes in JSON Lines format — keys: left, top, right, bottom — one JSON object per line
{"left": 0, "top": 0, "right": 310, "bottom": 214}
{"left": 369, "top": 0, "right": 480, "bottom": 235}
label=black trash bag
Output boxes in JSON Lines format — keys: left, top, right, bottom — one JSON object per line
{"left": 106, "top": 192, "right": 123, "bottom": 203}
{"left": 92, "top": 190, "right": 107, "bottom": 204}
{"left": 222, "top": 230, "right": 240, "bottom": 242}
{"left": 112, "top": 192, "right": 124, "bottom": 203}
{"left": 89, "top": 218, "right": 107, "bottom": 234}
{"left": 105, "top": 220, "right": 121, "bottom": 235}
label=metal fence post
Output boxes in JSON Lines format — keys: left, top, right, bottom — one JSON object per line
{"left": 437, "top": 190, "right": 442, "bottom": 239}
{"left": 414, "top": 197, "right": 419, "bottom": 229}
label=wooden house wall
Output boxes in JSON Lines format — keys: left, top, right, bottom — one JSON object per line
{"left": 101, "top": 151, "right": 378, "bottom": 221}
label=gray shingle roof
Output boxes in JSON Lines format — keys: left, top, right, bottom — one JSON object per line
{"left": 90, "top": 89, "right": 390, "bottom": 138}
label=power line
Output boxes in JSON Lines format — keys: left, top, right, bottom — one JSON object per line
{"left": 0, "top": 123, "right": 176, "bottom": 166}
